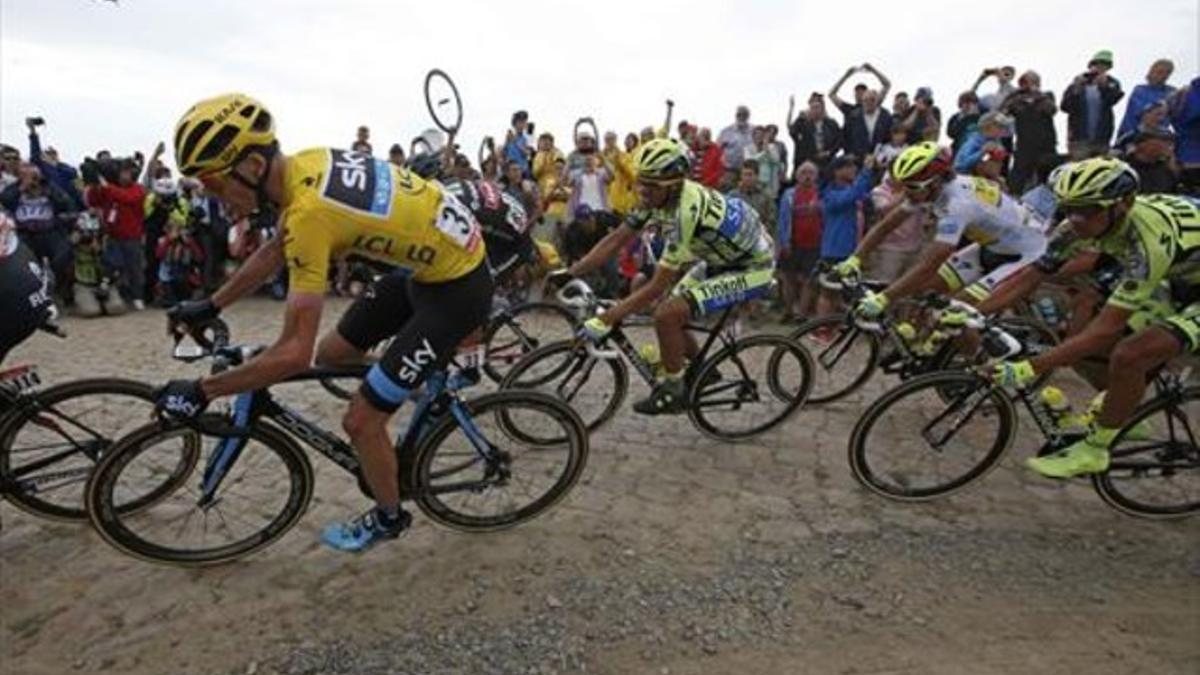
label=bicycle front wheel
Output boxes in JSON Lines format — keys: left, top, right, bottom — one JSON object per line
{"left": 482, "top": 302, "right": 577, "bottom": 382}
{"left": 0, "top": 378, "right": 196, "bottom": 521}
{"left": 789, "top": 315, "right": 881, "bottom": 404}
{"left": 848, "top": 371, "right": 1016, "bottom": 500}
{"left": 689, "top": 334, "right": 814, "bottom": 442}
{"left": 1092, "top": 386, "right": 1200, "bottom": 518}
{"left": 86, "top": 417, "right": 314, "bottom": 566}
{"left": 412, "top": 391, "right": 589, "bottom": 531}
{"left": 499, "top": 339, "right": 627, "bottom": 432}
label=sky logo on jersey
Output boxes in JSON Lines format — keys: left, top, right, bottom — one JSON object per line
{"left": 323, "top": 149, "right": 393, "bottom": 218}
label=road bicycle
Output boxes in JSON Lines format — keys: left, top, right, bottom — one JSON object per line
{"left": 500, "top": 279, "right": 814, "bottom": 441}
{"left": 847, "top": 302, "right": 1199, "bottom": 518}
{"left": 85, "top": 321, "right": 590, "bottom": 566}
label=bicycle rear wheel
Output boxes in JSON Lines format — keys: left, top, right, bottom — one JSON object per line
{"left": 86, "top": 417, "right": 314, "bottom": 566}
{"left": 412, "top": 391, "right": 588, "bottom": 531}
{"left": 689, "top": 334, "right": 814, "bottom": 441}
{"left": 848, "top": 371, "right": 1016, "bottom": 500}
{"left": 499, "top": 339, "right": 627, "bottom": 432}
{"left": 0, "top": 378, "right": 198, "bottom": 521}
{"left": 482, "top": 302, "right": 577, "bottom": 383}
{"left": 1092, "top": 386, "right": 1200, "bottom": 518}
{"left": 788, "top": 315, "right": 880, "bottom": 404}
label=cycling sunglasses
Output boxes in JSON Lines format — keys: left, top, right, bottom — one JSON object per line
{"left": 1061, "top": 203, "right": 1108, "bottom": 218}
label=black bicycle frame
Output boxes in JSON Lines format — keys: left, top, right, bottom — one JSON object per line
{"left": 604, "top": 306, "right": 737, "bottom": 386}
{"left": 193, "top": 367, "right": 500, "bottom": 505}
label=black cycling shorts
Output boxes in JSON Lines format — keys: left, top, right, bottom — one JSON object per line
{"left": 345, "top": 263, "right": 494, "bottom": 413}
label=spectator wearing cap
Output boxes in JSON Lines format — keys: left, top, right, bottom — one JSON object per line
{"left": 717, "top": 105, "right": 755, "bottom": 188}
{"left": 565, "top": 128, "right": 599, "bottom": 176}
{"left": 691, "top": 128, "right": 725, "bottom": 189}
{"left": 815, "top": 155, "right": 875, "bottom": 316}
{"left": 1061, "top": 49, "right": 1125, "bottom": 159}
{"left": 900, "top": 87, "right": 941, "bottom": 143}
{"left": 972, "top": 66, "right": 1017, "bottom": 112}
{"left": 504, "top": 111, "right": 533, "bottom": 177}
{"left": 1115, "top": 128, "right": 1179, "bottom": 194}
{"left": 1118, "top": 59, "right": 1176, "bottom": 138}
{"left": 1168, "top": 77, "right": 1200, "bottom": 193}
{"left": 26, "top": 120, "right": 83, "bottom": 208}
{"left": 954, "top": 111, "right": 1013, "bottom": 174}
{"left": 352, "top": 126, "right": 372, "bottom": 154}
{"left": 789, "top": 93, "right": 842, "bottom": 172}
{"left": 1001, "top": 70, "right": 1059, "bottom": 193}
{"left": 947, "top": 92, "right": 982, "bottom": 156}
{"left": 388, "top": 144, "right": 405, "bottom": 167}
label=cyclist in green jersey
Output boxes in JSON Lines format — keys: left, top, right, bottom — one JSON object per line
{"left": 550, "top": 139, "right": 775, "bottom": 415}
{"left": 989, "top": 157, "right": 1200, "bottom": 478}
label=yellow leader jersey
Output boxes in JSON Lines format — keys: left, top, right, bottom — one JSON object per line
{"left": 281, "top": 148, "right": 485, "bottom": 293}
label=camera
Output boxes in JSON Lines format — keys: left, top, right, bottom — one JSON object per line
{"left": 26, "top": 117, "right": 45, "bottom": 127}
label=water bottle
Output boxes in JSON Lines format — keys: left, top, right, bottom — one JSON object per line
{"left": 1035, "top": 297, "right": 1061, "bottom": 329}
{"left": 638, "top": 343, "right": 663, "bottom": 375}
{"left": 1039, "top": 386, "right": 1085, "bottom": 433}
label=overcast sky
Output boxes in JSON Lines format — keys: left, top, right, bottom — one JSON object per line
{"left": 2, "top": 0, "right": 1197, "bottom": 168}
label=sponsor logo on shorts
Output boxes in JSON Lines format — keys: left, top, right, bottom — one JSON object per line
{"left": 397, "top": 338, "right": 437, "bottom": 384}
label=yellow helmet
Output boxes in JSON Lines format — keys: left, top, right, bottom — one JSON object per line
{"left": 1049, "top": 157, "right": 1139, "bottom": 208}
{"left": 634, "top": 138, "right": 690, "bottom": 181}
{"left": 174, "top": 93, "right": 276, "bottom": 177}
{"left": 890, "top": 141, "right": 952, "bottom": 185}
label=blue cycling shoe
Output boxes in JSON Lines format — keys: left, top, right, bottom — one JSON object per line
{"left": 320, "top": 507, "right": 412, "bottom": 553}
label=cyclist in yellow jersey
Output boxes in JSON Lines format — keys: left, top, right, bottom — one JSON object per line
{"left": 986, "top": 157, "right": 1200, "bottom": 478}
{"left": 159, "top": 93, "right": 493, "bottom": 552}
{"left": 549, "top": 138, "right": 775, "bottom": 414}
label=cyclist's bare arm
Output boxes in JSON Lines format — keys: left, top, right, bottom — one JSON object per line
{"left": 599, "top": 264, "right": 682, "bottom": 326}
{"left": 201, "top": 292, "right": 324, "bottom": 398}
{"left": 568, "top": 223, "right": 639, "bottom": 277}
{"left": 882, "top": 241, "right": 955, "bottom": 301}
{"left": 1029, "top": 303, "right": 1130, "bottom": 373}
{"left": 211, "top": 227, "right": 286, "bottom": 309}
{"left": 851, "top": 202, "right": 910, "bottom": 259}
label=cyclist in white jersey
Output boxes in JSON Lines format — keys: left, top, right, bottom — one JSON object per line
{"left": 835, "top": 142, "right": 1048, "bottom": 318}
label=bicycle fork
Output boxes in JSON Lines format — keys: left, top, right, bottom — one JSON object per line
{"left": 197, "top": 391, "right": 259, "bottom": 507}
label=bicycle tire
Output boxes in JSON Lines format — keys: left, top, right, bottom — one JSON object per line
{"left": 482, "top": 301, "right": 578, "bottom": 382}
{"left": 424, "top": 68, "right": 463, "bottom": 134}
{"left": 1091, "top": 385, "right": 1200, "bottom": 519}
{"left": 787, "top": 315, "right": 880, "bottom": 404}
{"left": 689, "top": 334, "right": 814, "bottom": 442}
{"left": 848, "top": 370, "right": 1017, "bottom": 501}
{"left": 0, "top": 378, "right": 199, "bottom": 521}
{"left": 499, "top": 339, "right": 627, "bottom": 433}
{"left": 86, "top": 416, "right": 314, "bottom": 566}
{"left": 412, "top": 390, "right": 588, "bottom": 531}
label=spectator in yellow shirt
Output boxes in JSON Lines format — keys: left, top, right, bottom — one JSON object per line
{"left": 602, "top": 131, "right": 638, "bottom": 215}
{"left": 533, "top": 133, "right": 568, "bottom": 225}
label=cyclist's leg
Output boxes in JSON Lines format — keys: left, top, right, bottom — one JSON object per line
{"left": 347, "top": 263, "right": 495, "bottom": 494}
{"left": 316, "top": 269, "right": 411, "bottom": 366}
{"left": 1029, "top": 307, "right": 1195, "bottom": 478}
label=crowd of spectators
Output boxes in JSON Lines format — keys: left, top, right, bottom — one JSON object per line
{"left": 1, "top": 48, "right": 1196, "bottom": 324}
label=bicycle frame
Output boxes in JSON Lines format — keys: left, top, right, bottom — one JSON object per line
{"left": 193, "top": 365, "right": 503, "bottom": 506}
{"left": 601, "top": 306, "right": 738, "bottom": 387}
